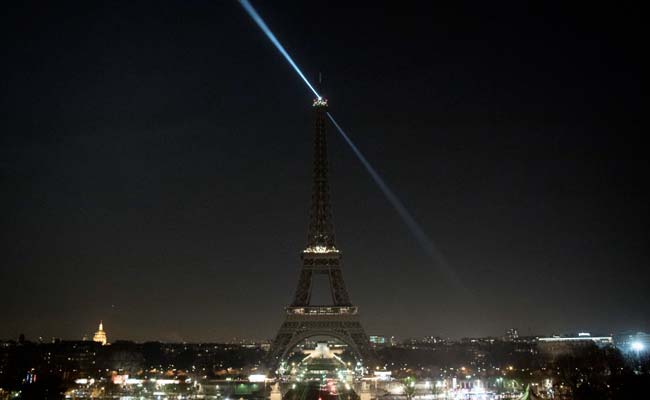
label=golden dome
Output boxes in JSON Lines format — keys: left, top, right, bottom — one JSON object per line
{"left": 92, "top": 321, "right": 107, "bottom": 345}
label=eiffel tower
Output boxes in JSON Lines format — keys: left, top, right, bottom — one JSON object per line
{"left": 266, "top": 97, "right": 375, "bottom": 372}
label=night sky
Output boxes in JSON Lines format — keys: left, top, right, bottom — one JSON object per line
{"left": 1, "top": 1, "right": 647, "bottom": 343}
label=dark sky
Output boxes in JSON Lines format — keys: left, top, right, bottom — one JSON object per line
{"left": 1, "top": 1, "right": 647, "bottom": 343}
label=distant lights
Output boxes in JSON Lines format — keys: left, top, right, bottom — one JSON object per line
{"left": 248, "top": 374, "right": 266, "bottom": 382}
{"left": 303, "top": 245, "right": 338, "bottom": 254}
{"left": 312, "top": 97, "right": 328, "bottom": 107}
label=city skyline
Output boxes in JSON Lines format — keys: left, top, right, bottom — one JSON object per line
{"left": 5, "top": 320, "right": 650, "bottom": 345}
{"left": 2, "top": 1, "right": 647, "bottom": 343}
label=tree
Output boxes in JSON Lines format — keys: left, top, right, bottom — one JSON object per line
{"left": 402, "top": 377, "right": 416, "bottom": 400}
{"left": 552, "top": 344, "right": 626, "bottom": 400}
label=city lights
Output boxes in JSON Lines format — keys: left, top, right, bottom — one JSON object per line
{"left": 303, "top": 245, "right": 339, "bottom": 254}
{"left": 1, "top": 1, "right": 645, "bottom": 400}
{"left": 248, "top": 374, "right": 267, "bottom": 382}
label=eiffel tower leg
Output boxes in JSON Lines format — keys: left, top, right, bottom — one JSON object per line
{"left": 329, "top": 268, "right": 351, "bottom": 305}
{"left": 349, "top": 330, "right": 379, "bottom": 368}
{"left": 266, "top": 321, "right": 298, "bottom": 370}
{"left": 291, "top": 270, "right": 313, "bottom": 306}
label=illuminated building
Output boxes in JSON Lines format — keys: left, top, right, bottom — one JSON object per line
{"left": 505, "top": 328, "right": 519, "bottom": 341}
{"left": 92, "top": 321, "right": 108, "bottom": 346}
{"left": 369, "top": 335, "right": 388, "bottom": 346}
{"left": 538, "top": 332, "right": 612, "bottom": 358}
{"left": 538, "top": 332, "right": 613, "bottom": 344}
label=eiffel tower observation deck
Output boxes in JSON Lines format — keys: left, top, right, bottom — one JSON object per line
{"left": 266, "top": 97, "right": 375, "bottom": 373}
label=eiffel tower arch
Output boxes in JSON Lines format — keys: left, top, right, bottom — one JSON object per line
{"left": 266, "top": 97, "right": 376, "bottom": 372}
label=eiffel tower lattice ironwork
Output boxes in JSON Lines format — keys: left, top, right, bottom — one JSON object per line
{"left": 266, "top": 97, "right": 376, "bottom": 372}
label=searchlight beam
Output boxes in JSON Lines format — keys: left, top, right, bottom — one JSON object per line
{"left": 239, "top": 0, "right": 321, "bottom": 98}
{"left": 238, "top": 0, "right": 464, "bottom": 290}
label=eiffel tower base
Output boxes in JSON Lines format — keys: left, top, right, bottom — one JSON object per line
{"left": 266, "top": 311, "right": 377, "bottom": 372}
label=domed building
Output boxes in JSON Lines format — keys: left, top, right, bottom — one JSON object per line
{"left": 92, "top": 321, "right": 108, "bottom": 345}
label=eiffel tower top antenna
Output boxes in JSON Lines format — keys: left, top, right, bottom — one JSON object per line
{"left": 317, "top": 71, "right": 324, "bottom": 98}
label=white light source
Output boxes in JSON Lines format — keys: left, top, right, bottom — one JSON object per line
{"left": 631, "top": 341, "right": 644, "bottom": 352}
{"left": 248, "top": 374, "right": 266, "bottom": 383}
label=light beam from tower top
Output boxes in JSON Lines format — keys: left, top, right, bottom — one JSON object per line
{"left": 238, "top": 0, "right": 321, "bottom": 99}
{"left": 237, "top": 0, "right": 467, "bottom": 294}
